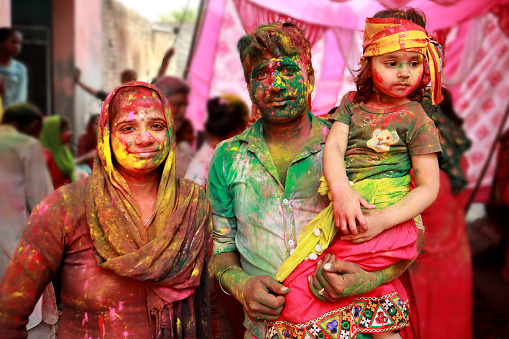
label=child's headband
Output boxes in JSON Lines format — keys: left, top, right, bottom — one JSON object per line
{"left": 362, "top": 17, "right": 444, "bottom": 105}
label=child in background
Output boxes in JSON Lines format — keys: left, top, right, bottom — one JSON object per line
{"left": 0, "top": 28, "right": 27, "bottom": 109}
{"left": 267, "top": 8, "right": 443, "bottom": 339}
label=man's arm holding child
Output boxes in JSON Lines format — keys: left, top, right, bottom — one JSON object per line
{"left": 308, "top": 229, "right": 425, "bottom": 302}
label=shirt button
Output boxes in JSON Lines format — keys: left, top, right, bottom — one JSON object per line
{"left": 290, "top": 249, "right": 295, "bottom": 255}
{"left": 288, "top": 240, "right": 294, "bottom": 246}
{"left": 313, "top": 228, "right": 321, "bottom": 237}
{"left": 309, "top": 253, "right": 318, "bottom": 260}
{"left": 283, "top": 198, "right": 289, "bottom": 205}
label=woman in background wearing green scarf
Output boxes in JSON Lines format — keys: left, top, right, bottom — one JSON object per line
{"left": 39, "top": 115, "right": 77, "bottom": 189}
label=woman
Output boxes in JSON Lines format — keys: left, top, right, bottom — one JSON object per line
{"left": 185, "top": 94, "right": 249, "bottom": 189}
{"left": 0, "top": 81, "right": 220, "bottom": 338}
{"left": 406, "top": 88, "right": 473, "bottom": 339}
{"left": 76, "top": 113, "right": 99, "bottom": 172}
{"left": 39, "top": 115, "right": 76, "bottom": 189}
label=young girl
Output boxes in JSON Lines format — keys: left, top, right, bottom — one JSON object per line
{"left": 266, "top": 8, "right": 443, "bottom": 339}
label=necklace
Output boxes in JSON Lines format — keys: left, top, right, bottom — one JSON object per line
{"left": 143, "top": 210, "right": 156, "bottom": 228}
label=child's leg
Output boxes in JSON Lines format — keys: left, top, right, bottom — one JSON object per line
{"left": 371, "top": 332, "right": 401, "bottom": 339}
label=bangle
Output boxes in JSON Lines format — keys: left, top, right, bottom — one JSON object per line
{"left": 218, "top": 267, "right": 238, "bottom": 296}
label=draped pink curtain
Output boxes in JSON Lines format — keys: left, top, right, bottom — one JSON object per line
{"left": 187, "top": 0, "right": 509, "bottom": 195}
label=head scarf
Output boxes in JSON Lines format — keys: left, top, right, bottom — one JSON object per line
{"left": 85, "top": 81, "right": 211, "bottom": 338}
{"left": 363, "top": 17, "right": 444, "bottom": 105}
{"left": 39, "top": 115, "right": 76, "bottom": 182}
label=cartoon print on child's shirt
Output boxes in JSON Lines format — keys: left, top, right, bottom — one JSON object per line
{"left": 367, "top": 129, "right": 400, "bottom": 153}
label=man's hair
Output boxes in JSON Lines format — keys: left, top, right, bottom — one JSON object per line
{"left": 120, "top": 69, "right": 137, "bottom": 83}
{"left": 354, "top": 7, "right": 429, "bottom": 104}
{"left": 237, "top": 21, "right": 314, "bottom": 84}
{"left": 153, "top": 76, "right": 191, "bottom": 98}
{"left": 0, "top": 27, "right": 20, "bottom": 42}
{"left": 2, "top": 103, "right": 43, "bottom": 136}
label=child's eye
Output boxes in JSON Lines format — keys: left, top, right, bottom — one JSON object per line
{"left": 386, "top": 61, "right": 397, "bottom": 67}
{"left": 410, "top": 61, "right": 422, "bottom": 67}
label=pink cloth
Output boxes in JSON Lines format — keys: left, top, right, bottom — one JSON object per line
{"left": 279, "top": 218, "right": 416, "bottom": 323}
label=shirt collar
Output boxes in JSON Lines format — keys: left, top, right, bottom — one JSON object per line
{"left": 237, "top": 111, "right": 330, "bottom": 154}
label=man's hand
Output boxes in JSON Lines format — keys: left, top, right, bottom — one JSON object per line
{"left": 331, "top": 186, "right": 375, "bottom": 235}
{"left": 235, "top": 275, "right": 288, "bottom": 322}
{"left": 308, "top": 254, "right": 379, "bottom": 302}
{"left": 340, "top": 209, "right": 387, "bottom": 243}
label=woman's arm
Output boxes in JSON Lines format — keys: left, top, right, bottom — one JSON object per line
{"left": 324, "top": 122, "right": 375, "bottom": 235}
{"left": 341, "top": 153, "right": 440, "bottom": 243}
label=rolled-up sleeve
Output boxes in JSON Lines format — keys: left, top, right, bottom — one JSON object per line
{"left": 207, "top": 140, "right": 239, "bottom": 255}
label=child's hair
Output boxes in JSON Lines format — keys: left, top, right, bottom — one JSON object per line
{"left": 237, "top": 21, "right": 314, "bottom": 85}
{"left": 0, "top": 27, "right": 20, "bottom": 42}
{"left": 205, "top": 94, "right": 249, "bottom": 139}
{"left": 354, "top": 7, "right": 430, "bottom": 104}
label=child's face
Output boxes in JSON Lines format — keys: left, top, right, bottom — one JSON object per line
{"left": 371, "top": 51, "right": 424, "bottom": 102}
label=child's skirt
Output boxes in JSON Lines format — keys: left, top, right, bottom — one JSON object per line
{"left": 266, "top": 175, "right": 418, "bottom": 339}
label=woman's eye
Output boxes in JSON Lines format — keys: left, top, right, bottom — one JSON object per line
{"left": 151, "top": 123, "right": 166, "bottom": 130}
{"left": 120, "top": 126, "right": 135, "bottom": 132}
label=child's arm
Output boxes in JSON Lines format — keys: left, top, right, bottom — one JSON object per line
{"left": 341, "top": 152, "right": 439, "bottom": 243}
{"left": 324, "top": 121, "right": 375, "bottom": 235}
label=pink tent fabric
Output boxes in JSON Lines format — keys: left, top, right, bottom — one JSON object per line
{"left": 188, "top": 0, "right": 509, "bottom": 195}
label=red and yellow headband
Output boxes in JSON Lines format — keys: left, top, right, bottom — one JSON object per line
{"left": 362, "top": 17, "right": 444, "bottom": 105}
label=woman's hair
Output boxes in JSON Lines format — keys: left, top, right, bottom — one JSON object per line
{"left": 354, "top": 7, "right": 430, "bottom": 104}
{"left": 237, "top": 21, "right": 314, "bottom": 85}
{"left": 60, "top": 116, "right": 70, "bottom": 132}
{"left": 0, "top": 27, "right": 19, "bottom": 42}
{"left": 1, "top": 103, "right": 43, "bottom": 137}
{"left": 439, "top": 87, "right": 463, "bottom": 128}
{"left": 108, "top": 87, "right": 161, "bottom": 124}
{"left": 205, "top": 94, "right": 249, "bottom": 139}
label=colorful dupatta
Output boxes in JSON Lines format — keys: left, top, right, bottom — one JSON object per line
{"left": 39, "top": 115, "right": 76, "bottom": 182}
{"left": 85, "top": 81, "right": 212, "bottom": 338}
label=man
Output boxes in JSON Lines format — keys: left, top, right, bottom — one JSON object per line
{"left": 74, "top": 68, "right": 137, "bottom": 101}
{"left": 154, "top": 76, "right": 195, "bottom": 177}
{"left": 207, "top": 22, "right": 422, "bottom": 338}
{"left": 0, "top": 103, "right": 58, "bottom": 337}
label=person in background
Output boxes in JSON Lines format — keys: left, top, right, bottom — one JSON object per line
{"left": 405, "top": 87, "right": 473, "bottom": 339}
{"left": 153, "top": 76, "right": 195, "bottom": 177}
{"left": 74, "top": 68, "right": 137, "bottom": 101}
{"left": 0, "top": 28, "right": 27, "bottom": 109}
{"left": 0, "top": 103, "right": 58, "bottom": 338}
{"left": 75, "top": 113, "right": 99, "bottom": 172}
{"left": 185, "top": 94, "right": 249, "bottom": 189}
{"left": 40, "top": 115, "right": 86, "bottom": 189}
